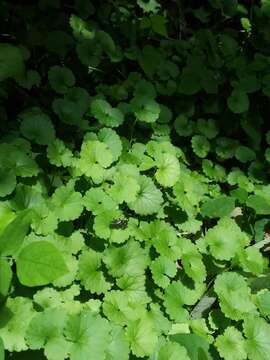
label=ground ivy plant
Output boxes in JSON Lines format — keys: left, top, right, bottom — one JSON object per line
{"left": 0, "top": 0, "right": 270, "bottom": 359}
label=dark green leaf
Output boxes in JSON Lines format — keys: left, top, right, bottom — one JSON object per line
{"left": 227, "top": 90, "right": 249, "bottom": 113}
{"left": 201, "top": 196, "right": 235, "bottom": 218}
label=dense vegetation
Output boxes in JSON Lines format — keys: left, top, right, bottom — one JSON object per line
{"left": 1, "top": 0, "right": 270, "bottom": 359}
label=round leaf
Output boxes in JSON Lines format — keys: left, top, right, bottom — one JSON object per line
{"left": 227, "top": 90, "right": 249, "bottom": 113}
{"left": 235, "top": 145, "right": 256, "bottom": 163}
{"left": 191, "top": 135, "right": 210, "bottom": 158}
{"left": 127, "top": 175, "right": 163, "bottom": 215}
{"left": 16, "top": 241, "right": 68, "bottom": 287}
{"left": 48, "top": 65, "right": 75, "bottom": 94}
{"left": 91, "top": 99, "right": 124, "bottom": 127}
{"left": 20, "top": 107, "right": 55, "bottom": 145}
{"left": 130, "top": 97, "right": 160, "bottom": 123}
{"left": 0, "top": 44, "right": 25, "bottom": 81}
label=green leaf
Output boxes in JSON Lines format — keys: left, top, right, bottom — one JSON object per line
{"left": 98, "top": 128, "right": 122, "bottom": 162}
{"left": 103, "top": 290, "right": 143, "bottom": 326}
{"left": 228, "top": 169, "right": 254, "bottom": 192}
{"left": 78, "top": 139, "right": 113, "bottom": 183}
{"left": 84, "top": 188, "right": 116, "bottom": 215}
{"left": 76, "top": 39, "right": 101, "bottom": 68}
{"left": 69, "top": 14, "right": 94, "bottom": 40}
{"left": 53, "top": 87, "right": 90, "bottom": 126}
{"left": 150, "top": 14, "right": 168, "bottom": 37}
{"left": 155, "top": 153, "right": 180, "bottom": 187}
{"left": 0, "top": 201, "right": 16, "bottom": 233}
{"left": 202, "top": 159, "right": 226, "bottom": 182}
{"left": 0, "top": 258, "right": 12, "bottom": 302}
{"left": 215, "top": 326, "right": 247, "bottom": 360}
{"left": 150, "top": 256, "right": 177, "bottom": 288}
{"left": 10, "top": 150, "right": 39, "bottom": 178}
{"left": 134, "top": 79, "right": 156, "bottom": 98}
{"left": 19, "top": 107, "right": 55, "bottom": 145}
{"left": 157, "top": 341, "right": 191, "bottom": 360}
{"left": 109, "top": 173, "right": 140, "bottom": 204}
{"left": 32, "top": 285, "right": 82, "bottom": 311}
{"left": 25, "top": 308, "right": 68, "bottom": 360}
{"left": 255, "top": 290, "right": 270, "bottom": 318}
{"left": 227, "top": 90, "right": 249, "bottom": 113}
{"left": 106, "top": 324, "right": 129, "bottom": 360}
{"left": 137, "top": 0, "right": 160, "bottom": 13}
{"left": 48, "top": 65, "right": 75, "bottom": 94}
{"left": 250, "top": 271, "right": 270, "bottom": 292}
{"left": 47, "top": 138, "right": 74, "bottom": 167}
{"left": 233, "top": 74, "right": 260, "bottom": 93}
{"left": 16, "top": 69, "right": 41, "bottom": 90}
{"left": 219, "top": 34, "right": 238, "bottom": 57}
{"left": 127, "top": 175, "right": 163, "bottom": 215}
{"left": 214, "top": 272, "right": 256, "bottom": 320}
{"left": 130, "top": 96, "right": 160, "bottom": 123}
{"left": 78, "top": 249, "right": 111, "bottom": 294}
{"left": 237, "top": 247, "right": 266, "bottom": 275}
{"left": 197, "top": 118, "right": 218, "bottom": 139}
{"left": 205, "top": 217, "right": 249, "bottom": 260}
{"left": 191, "top": 135, "right": 210, "bottom": 158}
{"left": 249, "top": 161, "right": 266, "bottom": 183}
{"left": 215, "top": 137, "right": 238, "bottom": 159}
{"left": 201, "top": 196, "right": 235, "bottom": 218}
{"left": 174, "top": 115, "right": 195, "bottom": 137}
{"left": 116, "top": 274, "right": 149, "bottom": 303}
{"left": 51, "top": 182, "right": 83, "bottom": 221}
{"left": 0, "top": 167, "right": 16, "bottom": 198}
{"left": 16, "top": 241, "right": 68, "bottom": 286}
{"left": 254, "top": 218, "right": 269, "bottom": 243}
{"left": 157, "top": 105, "right": 172, "bottom": 124}
{"left": 261, "top": 0, "right": 270, "bottom": 16}
{"left": 179, "top": 67, "right": 201, "bottom": 95}
{"left": 0, "top": 337, "right": 4, "bottom": 360}
{"left": 170, "top": 333, "right": 212, "bottom": 360}
{"left": 64, "top": 310, "right": 111, "bottom": 360}
{"left": 147, "top": 221, "right": 181, "bottom": 260}
{"left": 0, "top": 210, "right": 32, "bottom": 256}
{"left": 93, "top": 209, "right": 123, "bottom": 240}
{"left": 0, "top": 44, "right": 25, "bottom": 81}
{"left": 84, "top": 187, "right": 117, "bottom": 215}
{"left": 244, "top": 316, "right": 270, "bottom": 360}
{"left": 90, "top": 99, "right": 124, "bottom": 127}
{"left": 265, "top": 148, "right": 270, "bottom": 162}
{"left": 125, "top": 317, "right": 158, "bottom": 357}
{"left": 104, "top": 240, "right": 148, "bottom": 278}
{"left": 247, "top": 195, "right": 270, "bottom": 215}
{"left": 96, "top": 30, "right": 119, "bottom": 59}
{"left": 164, "top": 281, "right": 205, "bottom": 321}
{"left": 235, "top": 145, "right": 256, "bottom": 163}
{"left": 0, "top": 297, "right": 35, "bottom": 351}
{"left": 181, "top": 240, "right": 206, "bottom": 283}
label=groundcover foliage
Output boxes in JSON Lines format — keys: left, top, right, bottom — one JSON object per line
{"left": 1, "top": 0, "right": 270, "bottom": 359}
